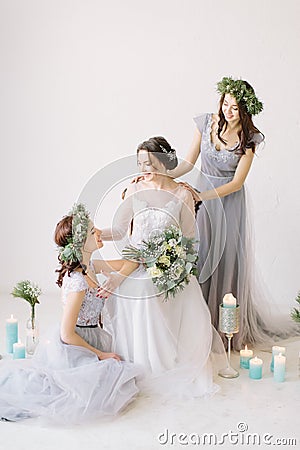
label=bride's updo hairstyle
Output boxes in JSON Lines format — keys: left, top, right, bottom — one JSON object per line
{"left": 137, "top": 136, "right": 178, "bottom": 170}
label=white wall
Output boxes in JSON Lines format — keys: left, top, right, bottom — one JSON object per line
{"left": 1, "top": 0, "right": 299, "bottom": 309}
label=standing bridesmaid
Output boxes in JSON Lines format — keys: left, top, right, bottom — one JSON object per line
{"left": 168, "top": 77, "right": 269, "bottom": 349}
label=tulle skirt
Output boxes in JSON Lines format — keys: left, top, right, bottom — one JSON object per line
{"left": 103, "top": 266, "right": 227, "bottom": 400}
{"left": 196, "top": 171, "right": 298, "bottom": 350}
{"left": 0, "top": 326, "right": 141, "bottom": 424}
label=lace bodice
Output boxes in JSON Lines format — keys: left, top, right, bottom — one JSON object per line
{"left": 62, "top": 271, "right": 104, "bottom": 326}
{"left": 130, "top": 195, "right": 182, "bottom": 246}
{"left": 107, "top": 183, "right": 196, "bottom": 248}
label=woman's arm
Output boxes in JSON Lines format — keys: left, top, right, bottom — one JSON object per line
{"left": 180, "top": 189, "right": 196, "bottom": 238}
{"left": 182, "top": 148, "right": 255, "bottom": 202}
{"left": 92, "top": 259, "right": 125, "bottom": 274}
{"left": 96, "top": 259, "right": 139, "bottom": 298}
{"left": 101, "top": 183, "right": 135, "bottom": 241}
{"left": 93, "top": 258, "right": 138, "bottom": 274}
{"left": 60, "top": 290, "right": 121, "bottom": 361}
{"left": 167, "top": 129, "right": 202, "bottom": 179}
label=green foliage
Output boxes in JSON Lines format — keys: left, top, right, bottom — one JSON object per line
{"left": 11, "top": 280, "right": 41, "bottom": 308}
{"left": 58, "top": 203, "right": 90, "bottom": 263}
{"left": 217, "top": 77, "right": 263, "bottom": 115}
{"left": 291, "top": 292, "right": 300, "bottom": 323}
{"left": 122, "top": 225, "right": 198, "bottom": 300}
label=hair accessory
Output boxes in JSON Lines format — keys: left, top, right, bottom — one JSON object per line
{"left": 58, "top": 203, "right": 90, "bottom": 264}
{"left": 217, "top": 77, "right": 263, "bottom": 115}
{"left": 159, "top": 144, "right": 176, "bottom": 160}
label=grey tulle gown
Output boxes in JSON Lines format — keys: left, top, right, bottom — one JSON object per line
{"left": 0, "top": 271, "right": 141, "bottom": 424}
{"left": 194, "top": 113, "right": 279, "bottom": 350}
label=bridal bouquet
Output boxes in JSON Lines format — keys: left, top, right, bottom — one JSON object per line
{"left": 122, "top": 225, "right": 198, "bottom": 299}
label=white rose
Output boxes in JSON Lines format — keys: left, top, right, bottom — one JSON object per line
{"left": 168, "top": 239, "right": 177, "bottom": 248}
{"left": 147, "top": 266, "right": 163, "bottom": 278}
{"left": 175, "top": 245, "right": 186, "bottom": 258}
{"left": 158, "top": 255, "right": 171, "bottom": 267}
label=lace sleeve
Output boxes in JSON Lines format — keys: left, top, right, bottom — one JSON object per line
{"left": 62, "top": 272, "right": 88, "bottom": 295}
{"left": 179, "top": 189, "right": 196, "bottom": 238}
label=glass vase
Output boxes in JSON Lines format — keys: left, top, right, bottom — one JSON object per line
{"left": 26, "top": 315, "right": 39, "bottom": 356}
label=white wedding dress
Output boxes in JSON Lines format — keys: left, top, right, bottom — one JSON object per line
{"left": 102, "top": 182, "right": 226, "bottom": 399}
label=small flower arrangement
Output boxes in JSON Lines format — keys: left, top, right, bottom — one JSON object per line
{"left": 291, "top": 292, "right": 300, "bottom": 323}
{"left": 11, "top": 280, "right": 42, "bottom": 329}
{"left": 122, "top": 225, "right": 198, "bottom": 300}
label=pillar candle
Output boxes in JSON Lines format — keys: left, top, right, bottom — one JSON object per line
{"left": 6, "top": 314, "right": 18, "bottom": 353}
{"left": 222, "top": 293, "right": 237, "bottom": 308}
{"left": 13, "top": 341, "right": 25, "bottom": 359}
{"left": 240, "top": 345, "right": 253, "bottom": 369}
{"left": 270, "top": 346, "right": 286, "bottom": 372}
{"left": 249, "top": 356, "right": 263, "bottom": 379}
{"left": 274, "top": 353, "right": 286, "bottom": 382}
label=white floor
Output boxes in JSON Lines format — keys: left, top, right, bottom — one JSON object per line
{"left": 0, "top": 293, "right": 299, "bottom": 450}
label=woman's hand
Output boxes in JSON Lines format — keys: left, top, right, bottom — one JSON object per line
{"left": 97, "top": 350, "right": 121, "bottom": 361}
{"left": 122, "top": 176, "right": 143, "bottom": 199}
{"left": 178, "top": 181, "right": 202, "bottom": 202}
{"left": 130, "top": 175, "right": 144, "bottom": 184}
{"left": 96, "top": 271, "right": 125, "bottom": 299}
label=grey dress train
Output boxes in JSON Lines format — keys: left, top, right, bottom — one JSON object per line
{"left": 0, "top": 271, "right": 140, "bottom": 424}
{"left": 194, "top": 113, "right": 270, "bottom": 350}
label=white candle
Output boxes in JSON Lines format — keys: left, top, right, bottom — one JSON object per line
{"left": 222, "top": 293, "right": 237, "bottom": 308}
{"left": 249, "top": 356, "right": 263, "bottom": 379}
{"left": 270, "top": 346, "right": 286, "bottom": 372}
{"left": 6, "top": 314, "right": 18, "bottom": 353}
{"left": 240, "top": 345, "right": 253, "bottom": 369}
{"left": 274, "top": 353, "right": 286, "bottom": 382}
{"left": 13, "top": 340, "right": 25, "bottom": 359}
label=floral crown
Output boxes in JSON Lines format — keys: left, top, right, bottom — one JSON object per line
{"left": 58, "top": 203, "right": 90, "bottom": 264}
{"left": 217, "top": 77, "right": 263, "bottom": 115}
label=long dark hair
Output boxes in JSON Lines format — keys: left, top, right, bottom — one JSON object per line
{"left": 54, "top": 215, "right": 86, "bottom": 288}
{"left": 137, "top": 136, "right": 178, "bottom": 170}
{"left": 217, "top": 81, "right": 264, "bottom": 154}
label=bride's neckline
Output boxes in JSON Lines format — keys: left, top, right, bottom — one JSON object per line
{"left": 139, "top": 180, "right": 181, "bottom": 192}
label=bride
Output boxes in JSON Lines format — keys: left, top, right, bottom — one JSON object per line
{"left": 97, "top": 136, "right": 226, "bottom": 398}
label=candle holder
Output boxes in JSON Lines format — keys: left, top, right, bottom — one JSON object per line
{"left": 218, "top": 304, "right": 240, "bottom": 378}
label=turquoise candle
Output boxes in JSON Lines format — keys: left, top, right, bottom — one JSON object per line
{"left": 270, "top": 346, "right": 286, "bottom": 372}
{"left": 240, "top": 346, "right": 253, "bottom": 369}
{"left": 6, "top": 314, "right": 18, "bottom": 353}
{"left": 274, "top": 353, "right": 286, "bottom": 382}
{"left": 249, "top": 356, "right": 263, "bottom": 379}
{"left": 13, "top": 341, "right": 25, "bottom": 359}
